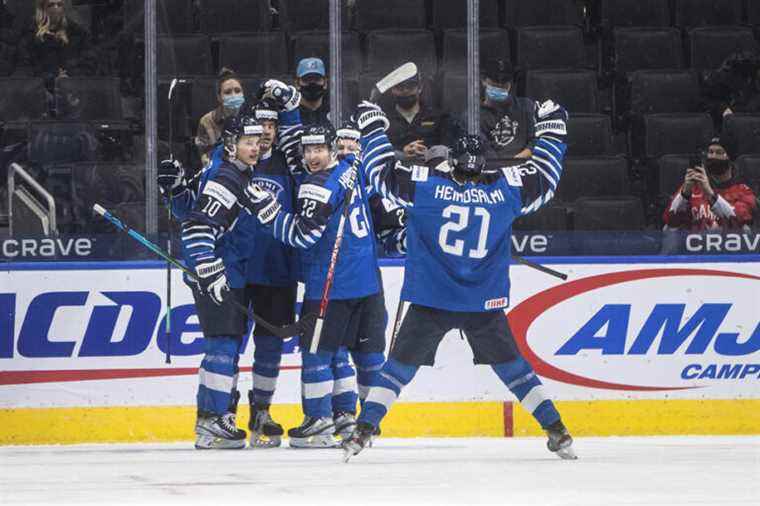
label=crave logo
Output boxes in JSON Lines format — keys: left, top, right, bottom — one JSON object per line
{"left": 508, "top": 268, "right": 760, "bottom": 391}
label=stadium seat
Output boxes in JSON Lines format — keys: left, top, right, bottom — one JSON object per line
{"left": 525, "top": 70, "right": 598, "bottom": 113}
{"left": 512, "top": 205, "right": 568, "bottom": 231}
{"left": 354, "top": 0, "right": 427, "bottom": 32}
{"left": 440, "top": 72, "right": 468, "bottom": 116}
{"left": 628, "top": 70, "right": 701, "bottom": 115}
{"left": 722, "top": 114, "right": 760, "bottom": 157}
{"left": 736, "top": 155, "right": 760, "bottom": 196}
{"left": 28, "top": 121, "right": 98, "bottom": 166}
{"left": 557, "top": 156, "right": 629, "bottom": 202}
{"left": 3, "top": 0, "right": 36, "bottom": 28}
{"left": 157, "top": 35, "right": 212, "bottom": 77}
{"left": 279, "top": 0, "right": 347, "bottom": 32}
{"left": 54, "top": 77, "right": 123, "bottom": 121}
{"left": 432, "top": 0, "right": 499, "bottom": 30}
{"left": 748, "top": 1, "right": 760, "bottom": 27}
{"left": 218, "top": 33, "right": 289, "bottom": 75}
{"left": 688, "top": 27, "right": 758, "bottom": 72}
{"left": 657, "top": 154, "right": 691, "bottom": 197}
{"left": 365, "top": 29, "right": 437, "bottom": 77}
{"left": 515, "top": 26, "right": 587, "bottom": 70}
{"left": 441, "top": 29, "right": 511, "bottom": 72}
{"left": 613, "top": 28, "right": 683, "bottom": 75}
{"left": 68, "top": 162, "right": 145, "bottom": 211}
{"left": 123, "top": 0, "right": 194, "bottom": 34}
{"left": 674, "top": 0, "right": 743, "bottom": 28}
{"left": 198, "top": 0, "right": 271, "bottom": 33}
{"left": 0, "top": 77, "right": 47, "bottom": 122}
{"left": 595, "top": 0, "right": 671, "bottom": 30}
{"left": 291, "top": 31, "right": 362, "bottom": 76}
{"left": 573, "top": 196, "right": 645, "bottom": 231}
{"left": 641, "top": 113, "right": 713, "bottom": 159}
{"left": 565, "top": 114, "right": 615, "bottom": 156}
{"left": 503, "top": 0, "right": 583, "bottom": 27}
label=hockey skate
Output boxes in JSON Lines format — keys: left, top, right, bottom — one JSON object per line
{"left": 248, "top": 404, "right": 284, "bottom": 448}
{"left": 545, "top": 420, "right": 577, "bottom": 460}
{"left": 333, "top": 411, "right": 357, "bottom": 440}
{"left": 288, "top": 416, "right": 340, "bottom": 448}
{"left": 195, "top": 413, "right": 247, "bottom": 450}
{"left": 341, "top": 422, "right": 375, "bottom": 462}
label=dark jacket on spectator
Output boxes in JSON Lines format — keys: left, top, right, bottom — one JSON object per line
{"left": 386, "top": 100, "right": 453, "bottom": 158}
{"left": 299, "top": 101, "right": 330, "bottom": 127}
{"left": 479, "top": 96, "right": 536, "bottom": 160}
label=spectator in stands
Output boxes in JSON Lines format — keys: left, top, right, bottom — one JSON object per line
{"left": 296, "top": 57, "right": 329, "bottom": 126}
{"left": 663, "top": 138, "right": 756, "bottom": 232}
{"left": 479, "top": 59, "right": 535, "bottom": 162}
{"left": 702, "top": 51, "right": 760, "bottom": 125}
{"left": 195, "top": 67, "right": 246, "bottom": 165}
{"left": 15, "top": 0, "right": 96, "bottom": 92}
{"left": 385, "top": 67, "right": 453, "bottom": 163}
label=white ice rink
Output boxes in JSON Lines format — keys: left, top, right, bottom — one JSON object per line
{"left": 1, "top": 436, "right": 758, "bottom": 506}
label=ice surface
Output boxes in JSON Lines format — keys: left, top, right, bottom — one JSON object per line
{"left": 1, "top": 436, "right": 757, "bottom": 506}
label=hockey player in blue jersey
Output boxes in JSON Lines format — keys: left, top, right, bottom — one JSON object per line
{"left": 179, "top": 113, "right": 263, "bottom": 449}
{"left": 243, "top": 93, "right": 389, "bottom": 448}
{"left": 342, "top": 99, "right": 577, "bottom": 461}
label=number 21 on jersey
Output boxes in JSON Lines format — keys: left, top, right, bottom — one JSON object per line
{"left": 438, "top": 205, "right": 490, "bottom": 259}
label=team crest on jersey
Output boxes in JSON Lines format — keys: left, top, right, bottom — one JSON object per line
{"left": 253, "top": 178, "right": 284, "bottom": 199}
{"left": 491, "top": 116, "right": 518, "bottom": 147}
{"left": 484, "top": 297, "right": 508, "bottom": 310}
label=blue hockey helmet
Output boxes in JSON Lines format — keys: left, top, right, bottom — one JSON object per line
{"left": 450, "top": 134, "right": 486, "bottom": 177}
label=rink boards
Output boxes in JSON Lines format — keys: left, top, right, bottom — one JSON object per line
{"left": 1, "top": 256, "right": 759, "bottom": 444}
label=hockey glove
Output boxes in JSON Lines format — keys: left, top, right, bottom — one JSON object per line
{"left": 157, "top": 158, "right": 185, "bottom": 197}
{"left": 195, "top": 258, "right": 229, "bottom": 305}
{"left": 352, "top": 100, "right": 389, "bottom": 136}
{"left": 533, "top": 100, "right": 568, "bottom": 141}
{"left": 262, "top": 79, "right": 301, "bottom": 112}
{"left": 244, "top": 183, "right": 282, "bottom": 225}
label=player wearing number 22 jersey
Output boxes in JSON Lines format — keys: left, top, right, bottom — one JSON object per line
{"left": 342, "top": 99, "right": 578, "bottom": 461}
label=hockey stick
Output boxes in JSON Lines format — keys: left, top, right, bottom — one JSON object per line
{"left": 308, "top": 63, "right": 419, "bottom": 354}
{"left": 512, "top": 255, "right": 567, "bottom": 280}
{"left": 93, "top": 204, "right": 314, "bottom": 338}
{"left": 163, "top": 77, "right": 179, "bottom": 364}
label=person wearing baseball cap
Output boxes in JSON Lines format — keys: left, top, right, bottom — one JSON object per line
{"left": 295, "top": 57, "right": 330, "bottom": 126}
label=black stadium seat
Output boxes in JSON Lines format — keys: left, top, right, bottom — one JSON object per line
{"left": 365, "top": 29, "right": 437, "bottom": 77}
{"left": 574, "top": 196, "right": 645, "bottom": 231}
{"left": 441, "top": 29, "right": 511, "bottom": 71}
{"left": 674, "top": 0, "right": 743, "bottom": 28}
{"left": 70, "top": 162, "right": 145, "bottom": 210}
{"left": 432, "top": 0, "right": 500, "bottom": 30}
{"left": 641, "top": 113, "right": 713, "bottom": 159}
{"left": 565, "top": 114, "right": 615, "bottom": 156}
{"left": 291, "top": 31, "right": 362, "bottom": 76}
{"left": 629, "top": 70, "right": 701, "bottom": 115}
{"left": 688, "top": 27, "right": 758, "bottom": 72}
{"left": 354, "top": 0, "right": 427, "bottom": 32}
{"left": 557, "top": 156, "right": 629, "bottom": 202}
{"left": 198, "top": 0, "right": 271, "bottom": 33}
{"left": 525, "top": 70, "right": 598, "bottom": 113}
{"left": 440, "top": 72, "right": 467, "bottom": 116}
{"left": 512, "top": 205, "right": 568, "bottom": 231}
{"left": 515, "top": 26, "right": 587, "bottom": 70}
{"left": 736, "top": 155, "right": 760, "bottom": 196}
{"left": 613, "top": 28, "right": 683, "bottom": 75}
{"left": 218, "top": 33, "right": 289, "bottom": 76}
{"left": 0, "top": 77, "right": 47, "bottom": 122}
{"left": 28, "top": 121, "right": 98, "bottom": 166}
{"left": 158, "top": 35, "right": 212, "bottom": 77}
{"left": 722, "top": 114, "right": 760, "bottom": 157}
{"left": 123, "top": 0, "right": 193, "bottom": 35}
{"left": 657, "top": 154, "right": 691, "bottom": 197}
{"left": 279, "top": 0, "right": 348, "bottom": 32}
{"left": 504, "top": 0, "right": 583, "bottom": 27}
{"left": 596, "top": 0, "right": 671, "bottom": 30}
{"left": 55, "top": 77, "right": 123, "bottom": 121}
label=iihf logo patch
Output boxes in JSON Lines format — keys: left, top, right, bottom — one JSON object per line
{"left": 484, "top": 297, "right": 508, "bottom": 310}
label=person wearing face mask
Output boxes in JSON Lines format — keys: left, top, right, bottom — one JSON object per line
{"left": 295, "top": 57, "right": 330, "bottom": 126}
{"left": 385, "top": 68, "right": 454, "bottom": 163}
{"left": 196, "top": 67, "right": 246, "bottom": 165}
{"left": 479, "top": 58, "right": 536, "bottom": 162}
{"left": 663, "top": 138, "right": 756, "bottom": 232}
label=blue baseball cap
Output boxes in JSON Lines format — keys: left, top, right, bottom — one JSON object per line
{"left": 297, "top": 57, "right": 326, "bottom": 78}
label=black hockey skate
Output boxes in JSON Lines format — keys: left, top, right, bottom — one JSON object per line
{"left": 195, "top": 413, "right": 247, "bottom": 450}
{"left": 333, "top": 411, "right": 357, "bottom": 440}
{"left": 288, "top": 416, "right": 339, "bottom": 448}
{"left": 545, "top": 420, "right": 577, "bottom": 460}
{"left": 248, "top": 395, "right": 284, "bottom": 448}
{"left": 342, "top": 422, "right": 375, "bottom": 462}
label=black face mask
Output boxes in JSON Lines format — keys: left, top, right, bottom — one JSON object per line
{"left": 301, "top": 83, "right": 325, "bottom": 101}
{"left": 394, "top": 94, "right": 418, "bottom": 110}
{"left": 705, "top": 158, "right": 731, "bottom": 176}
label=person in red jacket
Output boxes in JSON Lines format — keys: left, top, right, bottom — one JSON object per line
{"left": 663, "top": 138, "right": 756, "bottom": 231}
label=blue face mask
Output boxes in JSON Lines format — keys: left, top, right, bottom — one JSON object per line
{"left": 223, "top": 94, "right": 245, "bottom": 111}
{"left": 485, "top": 84, "right": 510, "bottom": 103}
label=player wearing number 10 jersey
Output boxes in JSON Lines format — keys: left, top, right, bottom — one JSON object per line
{"left": 342, "top": 100, "right": 578, "bottom": 461}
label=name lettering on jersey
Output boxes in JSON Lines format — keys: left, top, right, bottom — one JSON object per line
{"left": 338, "top": 169, "right": 357, "bottom": 191}
{"left": 485, "top": 297, "right": 509, "bottom": 310}
{"left": 411, "top": 165, "right": 428, "bottom": 182}
{"left": 501, "top": 165, "right": 538, "bottom": 187}
{"left": 253, "top": 177, "right": 284, "bottom": 199}
{"left": 202, "top": 181, "right": 237, "bottom": 209}
{"left": 298, "top": 183, "right": 332, "bottom": 204}
{"left": 433, "top": 185, "right": 505, "bottom": 205}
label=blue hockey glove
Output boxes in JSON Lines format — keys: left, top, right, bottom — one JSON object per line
{"left": 157, "top": 158, "right": 185, "bottom": 197}
{"left": 261, "top": 79, "right": 301, "bottom": 112}
{"left": 351, "top": 100, "right": 389, "bottom": 135}
{"left": 195, "top": 258, "right": 229, "bottom": 305}
{"left": 244, "top": 183, "right": 282, "bottom": 225}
